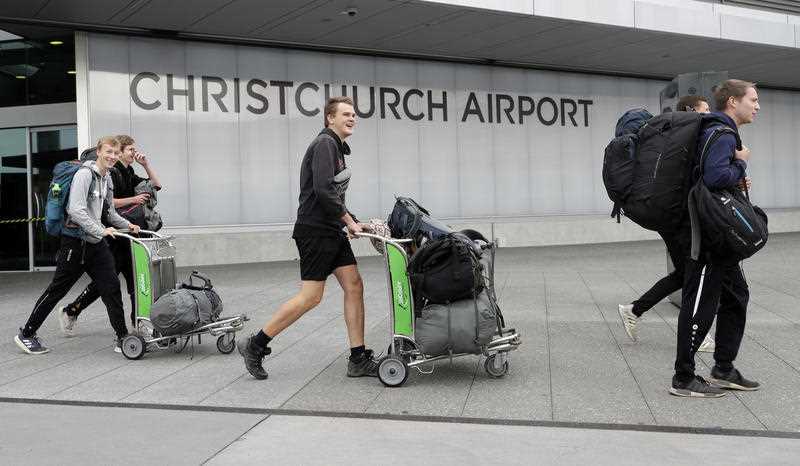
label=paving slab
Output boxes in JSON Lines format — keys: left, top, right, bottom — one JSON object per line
{"left": 2, "top": 233, "right": 800, "bottom": 435}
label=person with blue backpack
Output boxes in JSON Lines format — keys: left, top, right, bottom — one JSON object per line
{"left": 57, "top": 134, "right": 162, "bottom": 336}
{"left": 14, "top": 137, "right": 141, "bottom": 355}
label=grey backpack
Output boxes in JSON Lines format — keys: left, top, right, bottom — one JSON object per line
{"left": 150, "top": 271, "right": 222, "bottom": 336}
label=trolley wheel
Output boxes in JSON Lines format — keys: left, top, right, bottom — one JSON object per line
{"left": 484, "top": 354, "right": 509, "bottom": 378}
{"left": 121, "top": 335, "right": 146, "bottom": 360}
{"left": 378, "top": 356, "right": 409, "bottom": 387}
{"left": 216, "top": 334, "right": 236, "bottom": 354}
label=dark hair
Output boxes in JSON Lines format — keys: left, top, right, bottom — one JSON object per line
{"left": 115, "top": 134, "right": 135, "bottom": 152}
{"left": 676, "top": 95, "right": 708, "bottom": 112}
{"left": 324, "top": 96, "right": 354, "bottom": 127}
{"left": 714, "top": 79, "right": 756, "bottom": 111}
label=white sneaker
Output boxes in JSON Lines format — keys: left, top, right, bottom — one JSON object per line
{"left": 618, "top": 304, "right": 638, "bottom": 341}
{"left": 58, "top": 306, "right": 77, "bottom": 337}
{"left": 114, "top": 338, "right": 123, "bottom": 353}
{"left": 698, "top": 333, "right": 715, "bottom": 353}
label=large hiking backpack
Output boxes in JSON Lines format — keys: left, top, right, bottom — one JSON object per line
{"left": 688, "top": 127, "right": 768, "bottom": 263}
{"left": 44, "top": 161, "right": 95, "bottom": 237}
{"left": 150, "top": 271, "right": 223, "bottom": 336}
{"left": 604, "top": 110, "right": 704, "bottom": 232}
{"left": 387, "top": 196, "right": 452, "bottom": 242}
{"left": 602, "top": 109, "right": 652, "bottom": 219}
{"left": 407, "top": 232, "right": 484, "bottom": 304}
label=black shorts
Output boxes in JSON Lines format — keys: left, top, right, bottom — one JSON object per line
{"left": 295, "top": 235, "right": 357, "bottom": 281}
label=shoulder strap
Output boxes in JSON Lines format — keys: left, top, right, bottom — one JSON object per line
{"left": 688, "top": 125, "right": 741, "bottom": 260}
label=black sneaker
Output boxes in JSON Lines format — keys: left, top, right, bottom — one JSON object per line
{"left": 14, "top": 329, "right": 49, "bottom": 355}
{"left": 709, "top": 366, "right": 760, "bottom": 391}
{"left": 347, "top": 349, "right": 379, "bottom": 377}
{"left": 669, "top": 375, "right": 726, "bottom": 398}
{"left": 238, "top": 336, "right": 271, "bottom": 380}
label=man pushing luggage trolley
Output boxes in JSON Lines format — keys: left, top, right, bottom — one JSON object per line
{"left": 238, "top": 97, "right": 380, "bottom": 380}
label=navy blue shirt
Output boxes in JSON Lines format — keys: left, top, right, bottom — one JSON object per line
{"left": 697, "top": 112, "right": 747, "bottom": 189}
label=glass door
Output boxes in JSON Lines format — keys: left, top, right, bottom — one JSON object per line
{"left": 30, "top": 125, "right": 77, "bottom": 269}
{"left": 0, "top": 127, "right": 30, "bottom": 271}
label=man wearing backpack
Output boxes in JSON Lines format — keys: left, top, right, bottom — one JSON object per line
{"left": 238, "top": 96, "right": 379, "bottom": 380}
{"left": 14, "top": 137, "right": 141, "bottom": 355}
{"left": 618, "top": 95, "right": 716, "bottom": 354}
{"left": 58, "top": 135, "right": 162, "bottom": 335}
{"left": 669, "top": 80, "right": 759, "bottom": 398}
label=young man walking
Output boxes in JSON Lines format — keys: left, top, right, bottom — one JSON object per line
{"left": 58, "top": 135, "right": 162, "bottom": 335}
{"left": 238, "top": 96, "right": 378, "bottom": 380}
{"left": 618, "top": 95, "right": 715, "bottom": 353}
{"left": 670, "top": 80, "right": 759, "bottom": 397}
{"left": 14, "top": 137, "right": 141, "bottom": 354}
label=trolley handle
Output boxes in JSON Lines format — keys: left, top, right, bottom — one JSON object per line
{"left": 353, "top": 231, "right": 413, "bottom": 243}
{"left": 112, "top": 229, "right": 172, "bottom": 240}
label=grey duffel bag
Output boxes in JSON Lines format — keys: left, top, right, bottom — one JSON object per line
{"left": 414, "top": 290, "right": 498, "bottom": 356}
{"left": 150, "top": 271, "right": 222, "bottom": 336}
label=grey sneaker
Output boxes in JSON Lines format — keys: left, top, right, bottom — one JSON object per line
{"left": 618, "top": 304, "right": 638, "bottom": 341}
{"left": 347, "top": 349, "right": 379, "bottom": 377}
{"left": 14, "top": 329, "right": 50, "bottom": 355}
{"left": 669, "top": 375, "right": 726, "bottom": 398}
{"left": 709, "top": 367, "right": 760, "bottom": 391}
{"left": 697, "top": 333, "right": 715, "bottom": 353}
{"left": 238, "top": 336, "right": 271, "bottom": 380}
{"left": 58, "top": 306, "right": 78, "bottom": 337}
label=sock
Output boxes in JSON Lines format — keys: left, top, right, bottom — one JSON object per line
{"left": 252, "top": 330, "right": 271, "bottom": 348}
{"left": 350, "top": 345, "right": 365, "bottom": 361}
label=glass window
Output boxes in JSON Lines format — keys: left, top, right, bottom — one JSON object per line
{"left": 0, "top": 27, "right": 75, "bottom": 108}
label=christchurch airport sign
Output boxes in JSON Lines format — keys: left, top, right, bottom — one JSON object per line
{"left": 130, "top": 72, "right": 594, "bottom": 127}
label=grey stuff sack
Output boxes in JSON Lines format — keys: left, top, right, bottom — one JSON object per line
{"left": 150, "top": 289, "right": 203, "bottom": 336}
{"left": 414, "top": 290, "right": 498, "bottom": 356}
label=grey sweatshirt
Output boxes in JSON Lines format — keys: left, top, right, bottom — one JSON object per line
{"left": 66, "top": 161, "right": 129, "bottom": 243}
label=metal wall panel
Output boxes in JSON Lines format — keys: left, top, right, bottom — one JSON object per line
{"left": 86, "top": 33, "right": 800, "bottom": 227}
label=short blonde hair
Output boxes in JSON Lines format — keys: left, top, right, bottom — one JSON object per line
{"left": 96, "top": 136, "right": 120, "bottom": 152}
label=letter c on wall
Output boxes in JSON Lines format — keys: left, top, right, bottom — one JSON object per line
{"left": 130, "top": 72, "right": 161, "bottom": 110}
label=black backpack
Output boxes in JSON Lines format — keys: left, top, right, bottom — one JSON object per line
{"left": 604, "top": 110, "right": 704, "bottom": 232}
{"left": 602, "top": 108, "right": 652, "bottom": 221}
{"left": 387, "top": 196, "right": 451, "bottom": 242}
{"left": 688, "top": 127, "right": 768, "bottom": 264}
{"left": 407, "top": 232, "right": 484, "bottom": 305}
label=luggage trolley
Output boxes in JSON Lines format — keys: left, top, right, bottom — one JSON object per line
{"left": 356, "top": 232, "right": 521, "bottom": 387}
{"left": 114, "top": 230, "right": 247, "bottom": 360}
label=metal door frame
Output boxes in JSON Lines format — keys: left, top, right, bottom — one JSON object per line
{"left": 29, "top": 124, "right": 78, "bottom": 271}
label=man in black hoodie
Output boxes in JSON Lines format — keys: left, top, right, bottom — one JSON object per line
{"left": 239, "top": 96, "right": 378, "bottom": 380}
{"left": 669, "top": 80, "right": 760, "bottom": 398}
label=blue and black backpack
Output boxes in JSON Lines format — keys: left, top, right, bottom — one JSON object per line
{"left": 44, "top": 161, "right": 95, "bottom": 237}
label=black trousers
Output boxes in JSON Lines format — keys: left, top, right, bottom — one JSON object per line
{"left": 674, "top": 258, "right": 749, "bottom": 379}
{"left": 66, "top": 237, "right": 135, "bottom": 324}
{"left": 23, "top": 236, "right": 128, "bottom": 339}
{"left": 632, "top": 229, "right": 690, "bottom": 317}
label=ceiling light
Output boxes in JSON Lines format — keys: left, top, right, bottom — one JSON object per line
{"left": 67, "top": 70, "right": 76, "bottom": 75}
{"left": 16, "top": 75, "right": 26, "bottom": 79}
{"left": 49, "top": 40, "right": 64, "bottom": 45}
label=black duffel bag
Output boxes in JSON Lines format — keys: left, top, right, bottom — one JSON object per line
{"left": 407, "top": 232, "right": 484, "bottom": 305}
{"left": 387, "top": 196, "right": 452, "bottom": 242}
{"left": 689, "top": 129, "right": 768, "bottom": 264}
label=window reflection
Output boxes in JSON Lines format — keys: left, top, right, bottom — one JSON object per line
{"left": 0, "top": 32, "right": 75, "bottom": 108}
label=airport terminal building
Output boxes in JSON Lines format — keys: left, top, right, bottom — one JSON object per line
{"left": 2, "top": 0, "right": 800, "bottom": 271}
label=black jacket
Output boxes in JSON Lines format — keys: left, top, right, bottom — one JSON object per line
{"left": 293, "top": 128, "right": 356, "bottom": 237}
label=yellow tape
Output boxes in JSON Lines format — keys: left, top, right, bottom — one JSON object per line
{"left": 0, "top": 217, "right": 45, "bottom": 224}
